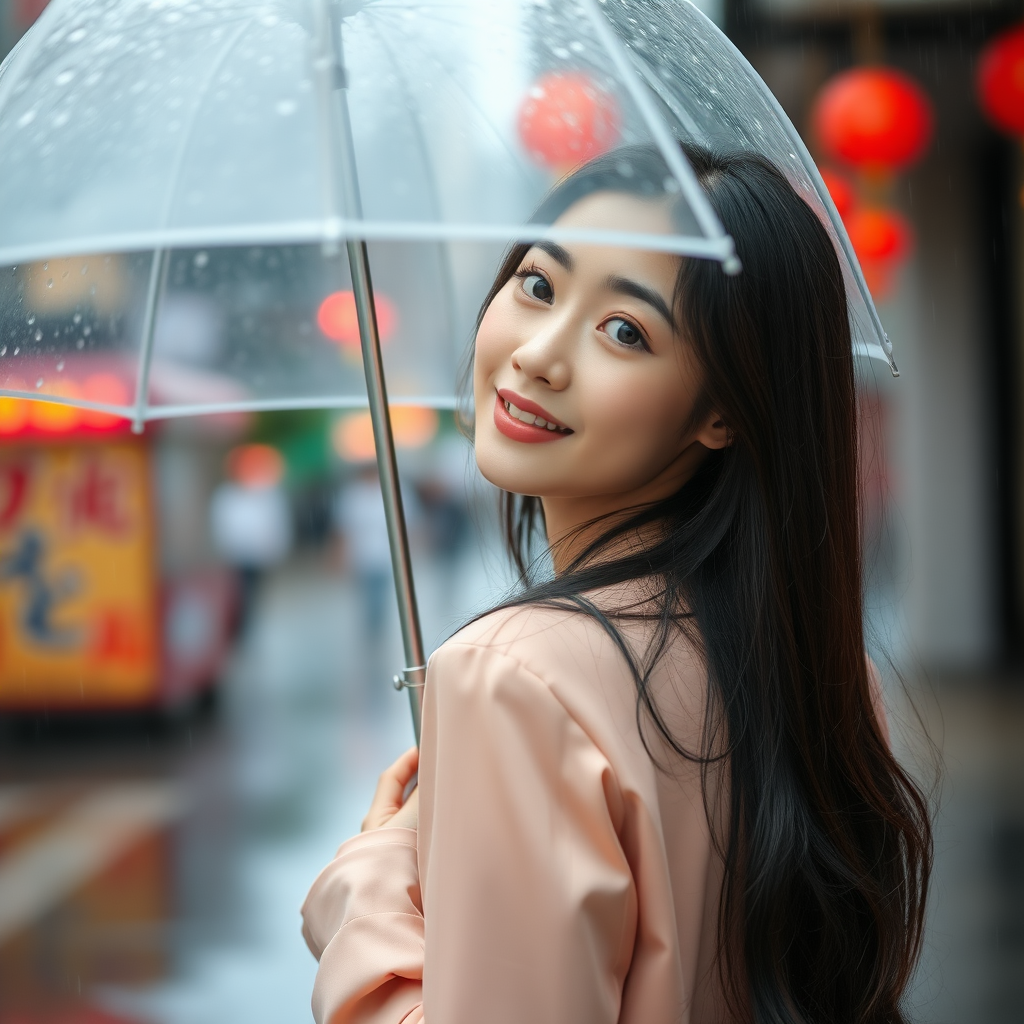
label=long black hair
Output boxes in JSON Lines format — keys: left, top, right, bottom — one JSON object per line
{"left": 465, "top": 143, "right": 932, "bottom": 1023}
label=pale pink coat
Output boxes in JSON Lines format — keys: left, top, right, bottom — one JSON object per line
{"left": 301, "top": 601, "right": 888, "bottom": 1024}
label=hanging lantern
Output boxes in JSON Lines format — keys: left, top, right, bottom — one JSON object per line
{"left": 976, "top": 24, "right": 1024, "bottom": 137}
{"left": 844, "top": 205, "right": 913, "bottom": 301}
{"left": 317, "top": 290, "right": 398, "bottom": 352}
{"left": 818, "top": 166, "right": 857, "bottom": 219}
{"left": 517, "top": 71, "right": 620, "bottom": 171}
{"left": 812, "top": 67, "right": 934, "bottom": 174}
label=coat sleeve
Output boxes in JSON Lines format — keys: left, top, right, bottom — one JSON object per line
{"left": 302, "top": 827, "right": 425, "bottom": 1024}
{"left": 301, "top": 638, "right": 638, "bottom": 1024}
{"left": 417, "top": 640, "right": 637, "bottom": 1024}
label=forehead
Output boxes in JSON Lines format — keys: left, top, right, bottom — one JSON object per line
{"left": 546, "top": 191, "right": 680, "bottom": 285}
{"left": 553, "top": 190, "right": 677, "bottom": 236}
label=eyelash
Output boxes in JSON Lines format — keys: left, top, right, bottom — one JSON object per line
{"left": 513, "top": 264, "right": 651, "bottom": 353}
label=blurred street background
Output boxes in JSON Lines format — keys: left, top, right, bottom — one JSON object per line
{"left": 1, "top": 0, "right": 1023, "bottom": 1021}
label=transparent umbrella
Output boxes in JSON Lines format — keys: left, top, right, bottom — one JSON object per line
{"left": 0, "top": 0, "right": 896, "bottom": 739}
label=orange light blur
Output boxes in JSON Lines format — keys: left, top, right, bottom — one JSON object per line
{"left": 226, "top": 443, "right": 285, "bottom": 489}
{"left": 332, "top": 407, "right": 439, "bottom": 462}
{"left": 81, "top": 373, "right": 131, "bottom": 428}
{"left": 317, "top": 290, "right": 398, "bottom": 350}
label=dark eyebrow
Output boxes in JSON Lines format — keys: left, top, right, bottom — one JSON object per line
{"left": 530, "top": 240, "right": 575, "bottom": 272}
{"left": 606, "top": 275, "right": 676, "bottom": 331}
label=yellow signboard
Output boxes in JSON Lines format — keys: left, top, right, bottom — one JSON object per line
{"left": 0, "top": 441, "right": 159, "bottom": 708}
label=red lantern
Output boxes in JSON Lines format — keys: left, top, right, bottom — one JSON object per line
{"left": 818, "top": 166, "right": 857, "bottom": 219}
{"left": 317, "top": 290, "right": 397, "bottom": 351}
{"left": 517, "top": 72, "right": 620, "bottom": 171}
{"left": 977, "top": 24, "right": 1024, "bottom": 137}
{"left": 812, "top": 68, "right": 934, "bottom": 174}
{"left": 845, "top": 206, "right": 913, "bottom": 301}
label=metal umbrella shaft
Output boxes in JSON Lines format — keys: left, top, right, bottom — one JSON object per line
{"left": 350, "top": 237, "right": 426, "bottom": 743}
{"left": 318, "top": 0, "right": 426, "bottom": 742}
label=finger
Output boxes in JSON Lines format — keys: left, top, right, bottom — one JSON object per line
{"left": 363, "top": 747, "right": 419, "bottom": 831}
{"left": 386, "top": 786, "right": 419, "bottom": 831}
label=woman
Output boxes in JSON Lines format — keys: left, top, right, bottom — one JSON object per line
{"left": 301, "top": 145, "right": 932, "bottom": 1024}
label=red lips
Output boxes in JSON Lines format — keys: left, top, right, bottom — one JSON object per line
{"left": 493, "top": 391, "right": 573, "bottom": 444}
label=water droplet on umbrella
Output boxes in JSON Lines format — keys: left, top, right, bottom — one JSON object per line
{"left": 194, "top": 251, "right": 209, "bottom": 268}
{"left": 42, "top": 262, "right": 48, "bottom": 271}
{"left": 27, "top": 315, "right": 35, "bottom": 325}
{"left": 34, "top": 329, "right": 42, "bottom": 341}
{"left": 46, "top": 279, "right": 53, "bottom": 289}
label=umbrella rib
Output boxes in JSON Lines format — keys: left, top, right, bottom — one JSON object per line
{"left": 369, "top": 9, "right": 537, "bottom": 195}
{"left": 365, "top": 19, "right": 460, "bottom": 345}
{"left": 156, "top": 17, "right": 256, "bottom": 229}
{"left": 578, "top": 0, "right": 737, "bottom": 267}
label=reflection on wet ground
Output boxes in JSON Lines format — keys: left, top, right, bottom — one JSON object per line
{"left": 0, "top": 554, "right": 1022, "bottom": 1023}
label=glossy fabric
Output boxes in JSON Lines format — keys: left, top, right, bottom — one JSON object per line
{"left": 302, "top": 602, "right": 889, "bottom": 1024}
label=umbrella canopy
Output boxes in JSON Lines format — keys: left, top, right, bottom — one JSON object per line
{"left": 0, "top": 0, "right": 898, "bottom": 737}
{"left": 0, "top": 0, "right": 892, "bottom": 431}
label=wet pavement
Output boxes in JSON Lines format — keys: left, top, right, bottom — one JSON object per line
{"left": 0, "top": 551, "right": 1022, "bottom": 1023}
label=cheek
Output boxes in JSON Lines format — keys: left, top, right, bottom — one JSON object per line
{"left": 578, "top": 366, "right": 693, "bottom": 477}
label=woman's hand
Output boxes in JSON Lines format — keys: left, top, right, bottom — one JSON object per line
{"left": 362, "top": 746, "right": 419, "bottom": 832}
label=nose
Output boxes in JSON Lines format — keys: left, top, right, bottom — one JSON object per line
{"left": 510, "top": 318, "right": 572, "bottom": 390}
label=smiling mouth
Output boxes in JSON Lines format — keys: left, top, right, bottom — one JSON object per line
{"left": 501, "top": 398, "right": 573, "bottom": 433}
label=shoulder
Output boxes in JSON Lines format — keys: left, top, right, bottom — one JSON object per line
{"left": 430, "top": 601, "right": 620, "bottom": 692}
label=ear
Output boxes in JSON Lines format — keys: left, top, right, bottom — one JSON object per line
{"left": 693, "top": 411, "right": 732, "bottom": 451}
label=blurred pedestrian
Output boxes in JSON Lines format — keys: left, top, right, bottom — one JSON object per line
{"left": 209, "top": 444, "right": 292, "bottom": 636}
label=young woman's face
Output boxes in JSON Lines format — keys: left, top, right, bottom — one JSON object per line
{"left": 474, "top": 191, "right": 720, "bottom": 521}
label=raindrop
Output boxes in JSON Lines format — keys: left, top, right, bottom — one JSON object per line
{"left": 569, "top": 40, "right": 585, "bottom": 53}
{"left": 43, "top": 262, "right": 48, "bottom": 270}
{"left": 552, "top": 46, "right": 570, "bottom": 59}
{"left": 46, "top": 280, "right": 53, "bottom": 289}
{"left": 83, "top": 326, "right": 92, "bottom": 336}
{"left": 275, "top": 99, "right": 297, "bottom": 117}
{"left": 0, "top": 346, "right": 5, "bottom": 356}
{"left": 35, "top": 378, "right": 43, "bottom": 389}
{"left": 80, "top": 266, "right": 88, "bottom": 275}
{"left": 56, "top": 360, "right": 65, "bottom": 371}
{"left": 13, "top": 347, "right": 19, "bottom": 355}
{"left": 68, "top": 28, "right": 87, "bottom": 43}
{"left": 17, "top": 109, "right": 36, "bottom": 128}
{"left": 34, "top": 329, "right": 42, "bottom": 341}
{"left": 76, "top": 338, "right": 85, "bottom": 350}
{"left": 73, "top": 312, "right": 82, "bottom": 324}
{"left": 55, "top": 70, "right": 75, "bottom": 86}
{"left": 52, "top": 111, "right": 70, "bottom": 128}
{"left": 193, "top": 251, "right": 209, "bottom": 269}
{"left": 27, "top": 315, "right": 35, "bottom": 325}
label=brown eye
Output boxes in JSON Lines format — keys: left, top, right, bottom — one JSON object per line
{"left": 522, "top": 273, "right": 553, "bottom": 303}
{"left": 604, "top": 317, "right": 647, "bottom": 349}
